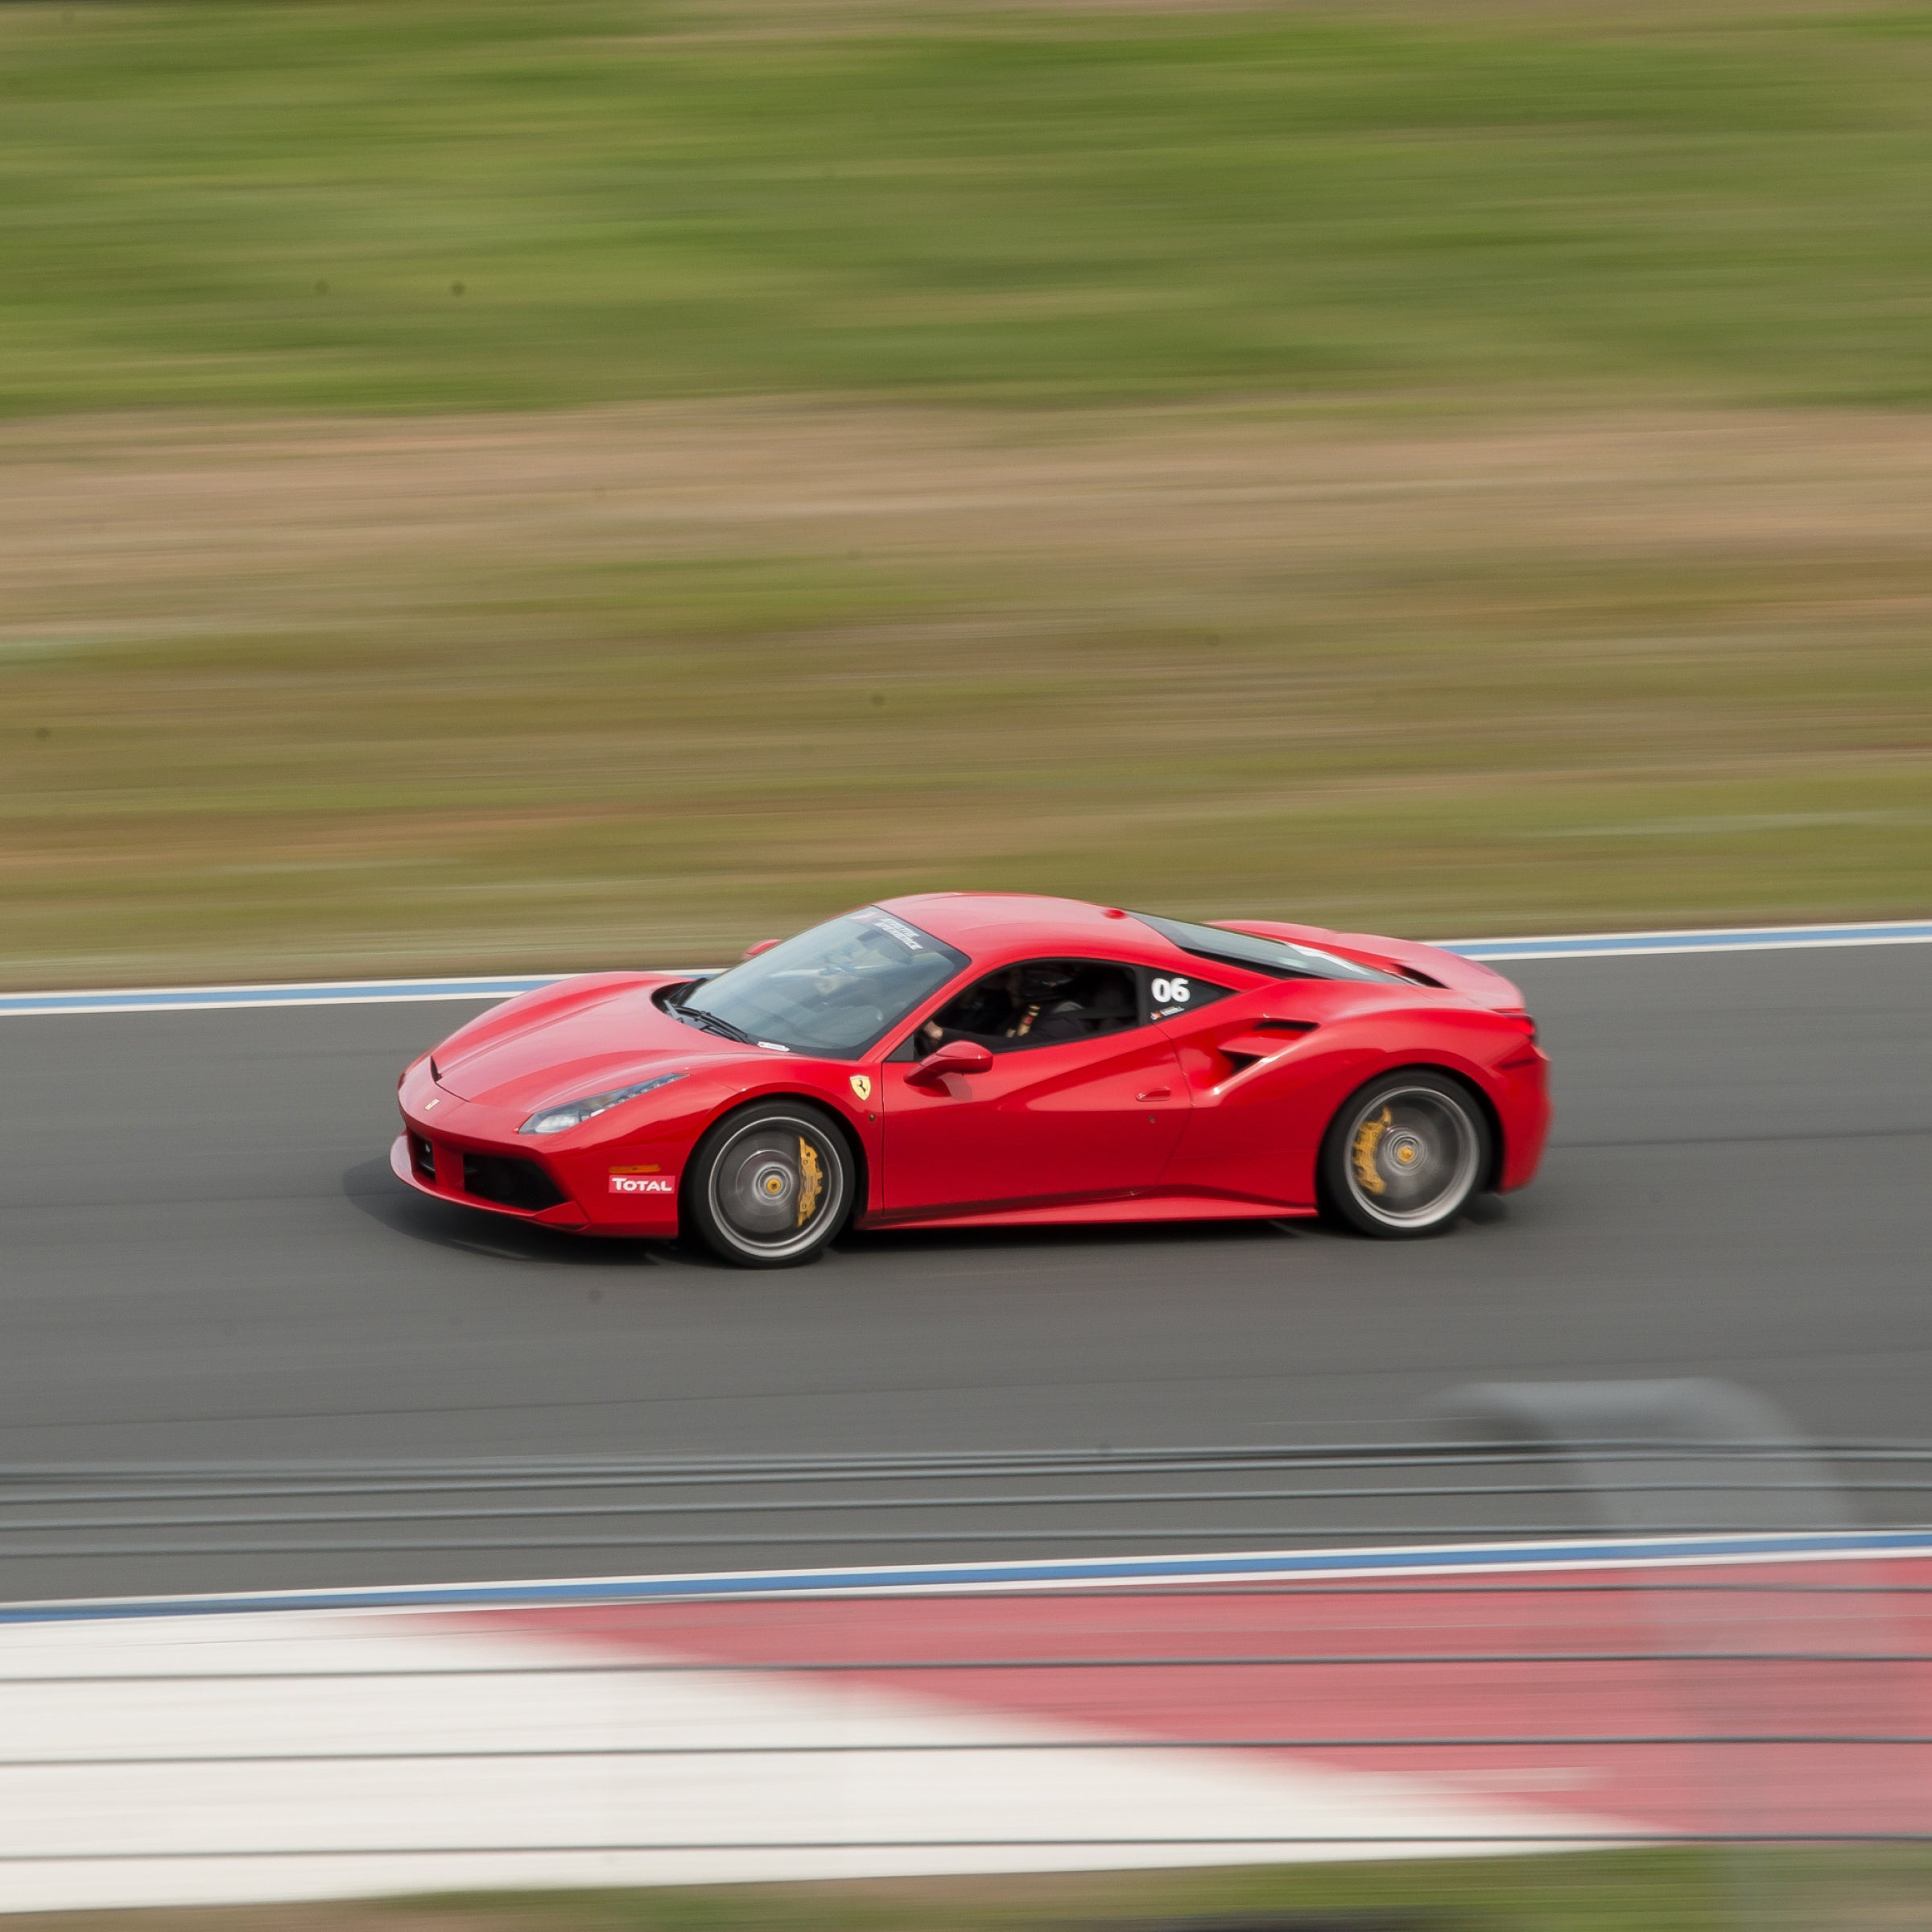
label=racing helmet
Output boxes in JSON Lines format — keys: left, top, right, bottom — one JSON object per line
{"left": 1013, "top": 962, "right": 1077, "bottom": 1001}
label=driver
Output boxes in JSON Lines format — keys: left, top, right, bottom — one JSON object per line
{"left": 919, "top": 964, "right": 1083, "bottom": 1055}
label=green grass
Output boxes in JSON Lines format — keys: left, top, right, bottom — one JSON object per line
{"left": 3, "top": 0, "right": 1932, "bottom": 415}
{"left": 22, "top": 1849, "right": 1932, "bottom": 1932}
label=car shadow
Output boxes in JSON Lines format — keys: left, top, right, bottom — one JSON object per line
{"left": 839, "top": 1194, "right": 1509, "bottom": 1258}
{"left": 836, "top": 1214, "right": 1319, "bottom": 1261}
{"left": 339, "top": 1155, "right": 678, "bottom": 1268}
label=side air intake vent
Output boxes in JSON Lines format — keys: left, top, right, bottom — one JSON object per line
{"left": 461, "top": 1153, "right": 568, "bottom": 1212}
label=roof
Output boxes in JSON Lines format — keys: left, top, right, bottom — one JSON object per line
{"left": 877, "top": 892, "right": 1177, "bottom": 963}
{"left": 873, "top": 892, "right": 1519, "bottom": 1009}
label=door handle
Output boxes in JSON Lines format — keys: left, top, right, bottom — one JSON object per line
{"left": 1137, "top": 1087, "right": 1172, "bottom": 1101}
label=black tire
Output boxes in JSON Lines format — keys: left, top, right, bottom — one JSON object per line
{"left": 1318, "top": 1070, "right": 1492, "bottom": 1240}
{"left": 683, "top": 1100, "right": 853, "bottom": 1269}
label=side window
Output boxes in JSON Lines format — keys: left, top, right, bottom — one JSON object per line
{"left": 912, "top": 960, "right": 1143, "bottom": 1056}
{"left": 1142, "top": 968, "right": 1234, "bottom": 1022}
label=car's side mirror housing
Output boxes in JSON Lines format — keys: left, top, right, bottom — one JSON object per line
{"left": 909, "top": 1038, "right": 994, "bottom": 1083}
{"left": 741, "top": 939, "right": 781, "bottom": 960}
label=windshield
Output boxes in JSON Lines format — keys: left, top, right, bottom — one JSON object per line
{"left": 1129, "top": 912, "right": 1397, "bottom": 985}
{"left": 677, "top": 910, "right": 969, "bottom": 1056}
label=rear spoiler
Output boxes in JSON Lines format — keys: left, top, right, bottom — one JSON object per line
{"left": 1212, "top": 920, "right": 1528, "bottom": 1013}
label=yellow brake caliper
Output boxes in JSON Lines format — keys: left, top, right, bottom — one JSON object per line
{"left": 1352, "top": 1106, "right": 1393, "bottom": 1196}
{"left": 796, "top": 1138, "right": 824, "bottom": 1226}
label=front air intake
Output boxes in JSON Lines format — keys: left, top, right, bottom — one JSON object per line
{"left": 460, "top": 1152, "right": 568, "bottom": 1212}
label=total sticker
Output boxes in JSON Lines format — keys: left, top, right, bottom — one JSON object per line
{"left": 609, "top": 1167, "right": 675, "bottom": 1196}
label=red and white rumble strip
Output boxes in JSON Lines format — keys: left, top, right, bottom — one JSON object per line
{"left": 3, "top": 1533, "right": 1930, "bottom": 1914}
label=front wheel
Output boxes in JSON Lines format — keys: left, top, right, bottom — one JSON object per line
{"left": 1319, "top": 1071, "right": 1491, "bottom": 1239}
{"left": 684, "top": 1100, "right": 853, "bottom": 1268}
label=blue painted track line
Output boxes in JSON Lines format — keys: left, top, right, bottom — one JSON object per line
{"left": 1447, "top": 919, "right": 1932, "bottom": 962}
{"left": 6, "top": 1527, "right": 1932, "bottom": 1625}
{"left": 1, "top": 973, "right": 580, "bottom": 1018}
{"left": 2, "top": 919, "right": 1927, "bottom": 1017}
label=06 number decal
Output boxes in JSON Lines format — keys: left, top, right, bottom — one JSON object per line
{"left": 1150, "top": 975, "right": 1191, "bottom": 1006}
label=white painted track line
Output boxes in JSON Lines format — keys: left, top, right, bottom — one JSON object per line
{"left": 0, "top": 972, "right": 694, "bottom": 1018}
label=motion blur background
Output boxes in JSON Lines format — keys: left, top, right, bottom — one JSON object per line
{"left": 4, "top": 0, "right": 1931, "bottom": 987}
{"left": 7, "top": 7, "right": 1932, "bottom": 1926}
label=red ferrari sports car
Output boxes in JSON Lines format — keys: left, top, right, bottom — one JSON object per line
{"left": 392, "top": 894, "right": 1549, "bottom": 1267}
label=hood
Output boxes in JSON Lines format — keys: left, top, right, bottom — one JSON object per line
{"left": 432, "top": 974, "right": 739, "bottom": 1113}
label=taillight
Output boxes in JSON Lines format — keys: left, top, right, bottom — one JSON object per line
{"left": 1498, "top": 1013, "right": 1540, "bottom": 1069}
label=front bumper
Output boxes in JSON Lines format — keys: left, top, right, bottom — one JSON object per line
{"left": 394, "top": 1056, "right": 685, "bottom": 1236}
{"left": 390, "top": 1132, "right": 590, "bottom": 1229}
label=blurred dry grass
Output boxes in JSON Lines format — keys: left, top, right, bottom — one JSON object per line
{"left": 4, "top": 402, "right": 1930, "bottom": 984}
{"left": 2, "top": 0, "right": 1931, "bottom": 981}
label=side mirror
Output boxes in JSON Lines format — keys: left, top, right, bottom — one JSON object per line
{"left": 909, "top": 1038, "right": 993, "bottom": 1084}
{"left": 742, "top": 938, "right": 781, "bottom": 960}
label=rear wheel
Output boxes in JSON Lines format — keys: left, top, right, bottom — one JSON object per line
{"left": 1319, "top": 1071, "right": 1490, "bottom": 1239}
{"left": 684, "top": 1100, "right": 852, "bottom": 1268}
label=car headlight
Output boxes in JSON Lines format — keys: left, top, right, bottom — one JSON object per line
{"left": 518, "top": 1071, "right": 687, "bottom": 1136}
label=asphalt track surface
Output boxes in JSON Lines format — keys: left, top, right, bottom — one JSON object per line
{"left": 3, "top": 944, "right": 1929, "bottom": 1596}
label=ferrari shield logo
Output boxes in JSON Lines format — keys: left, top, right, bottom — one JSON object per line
{"left": 849, "top": 1075, "right": 873, "bottom": 1102}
